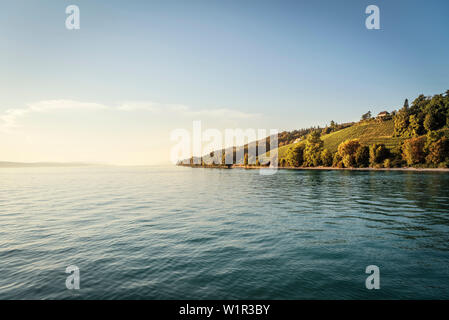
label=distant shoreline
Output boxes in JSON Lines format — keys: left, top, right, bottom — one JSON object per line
{"left": 0, "top": 161, "right": 96, "bottom": 168}
{"left": 178, "top": 164, "right": 449, "bottom": 173}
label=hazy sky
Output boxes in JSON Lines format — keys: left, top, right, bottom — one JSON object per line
{"left": 1, "top": 0, "right": 448, "bottom": 165}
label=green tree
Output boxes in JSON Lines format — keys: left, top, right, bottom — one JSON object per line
{"left": 355, "top": 145, "right": 370, "bottom": 167}
{"left": 342, "top": 155, "right": 355, "bottom": 168}
{"left": 303, "top": 131, "right": 323, "bottom": 167}
{"left": 369, "top": 143, "right": 390, "bottom": 166}
{"left": 406, "top": 114, "right": 422, "bottom": 137}
{"left": 425, "top": 130, "right": 442, "bottom": 151}
{"left": 244, "top": 153, "right": 248, "bottom": 166}
{"left": 426, "top": 136, "right": 449, "bottom": 166}
{"left": 332, "top": 153, "right": 343, "bottom": 168}
{"left": 337, "top": 139, "right": 361, "bottom": 168}
{"left": 321, "top": 149, "right": 333, "bottom": 167}
{"left": 338, "top": 139, "right": 361, "bottom": 156}
{"left": 286, "top": 144, "right": 304, "bottom": 167}
{"left": 424, "top": 110, "right": 443, "bottom": 132}
{"left": 393, "top": 106, "right": 410, "bottom": 137}
{"left": 402, "top": 137, "right": 426, "bottom": 166}
{"left": 403, "top": 98, "right": 409, "bottom": 110}
{"left": 361, "top": 111, "right": 372, "bottom": 121}
{"left": 409, "top": 94, "right": 430, "bottom": 118}
{"left": 423, "top": 95, "right": 446, "bottom": 132}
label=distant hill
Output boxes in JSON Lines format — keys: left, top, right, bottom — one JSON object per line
{"left": 180, "top": 125, "right": 348, "bottom": 165}
{"left": 0, "top": 162, "right": 94, "bottom": 168}
{"left": 180, "top": 89, "right": 449, "bottom": 169}
{"left": 182, "top": 119, "right": 405, "bottom": 165}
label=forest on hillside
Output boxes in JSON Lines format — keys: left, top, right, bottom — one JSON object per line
{"left": 180, "top": 90, "right": 449, "bottom": 169}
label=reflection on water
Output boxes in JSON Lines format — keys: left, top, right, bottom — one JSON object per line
{"left": 0, "top": 166, "right": 449, "bottom": 299}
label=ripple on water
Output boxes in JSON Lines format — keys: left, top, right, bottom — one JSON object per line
{"left": 1, "top": 167, "right": 449, "bottom": 299}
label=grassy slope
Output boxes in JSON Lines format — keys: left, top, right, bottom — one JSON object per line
{"left": 321, "top": 120, "right": 403, "bottom": 152}
{"left": 262, "top": 120, "right": 405, "bottom": 161}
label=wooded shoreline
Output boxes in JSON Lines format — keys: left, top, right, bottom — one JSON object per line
{"left": 180, "top": 90, "right": 449, "bottom": 171}
{"left": 178, "top": 164, "right": 449, "bottom": 172}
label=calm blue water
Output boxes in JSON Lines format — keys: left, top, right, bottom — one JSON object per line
{"left": 1, "top": 166, "right": 449, "bottom": 299}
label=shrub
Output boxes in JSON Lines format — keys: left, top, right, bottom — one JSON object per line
{"left": 439, "top": 160, "right": 449, "bottom": 168}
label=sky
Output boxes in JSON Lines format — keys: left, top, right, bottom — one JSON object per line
{"left": 1, "top": 0, "right": 448, "bottom": 165}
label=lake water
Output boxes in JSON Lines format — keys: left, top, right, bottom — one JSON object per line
{"left": 1, "top": 166, "right": 449, "bottom": 299}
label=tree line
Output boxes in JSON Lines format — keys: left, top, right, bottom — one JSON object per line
{"left": 280, "top": 90, "right": 449, "bottom": 169}
{"left": 181, "top": 89, "right": 449, "bottom": 169}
